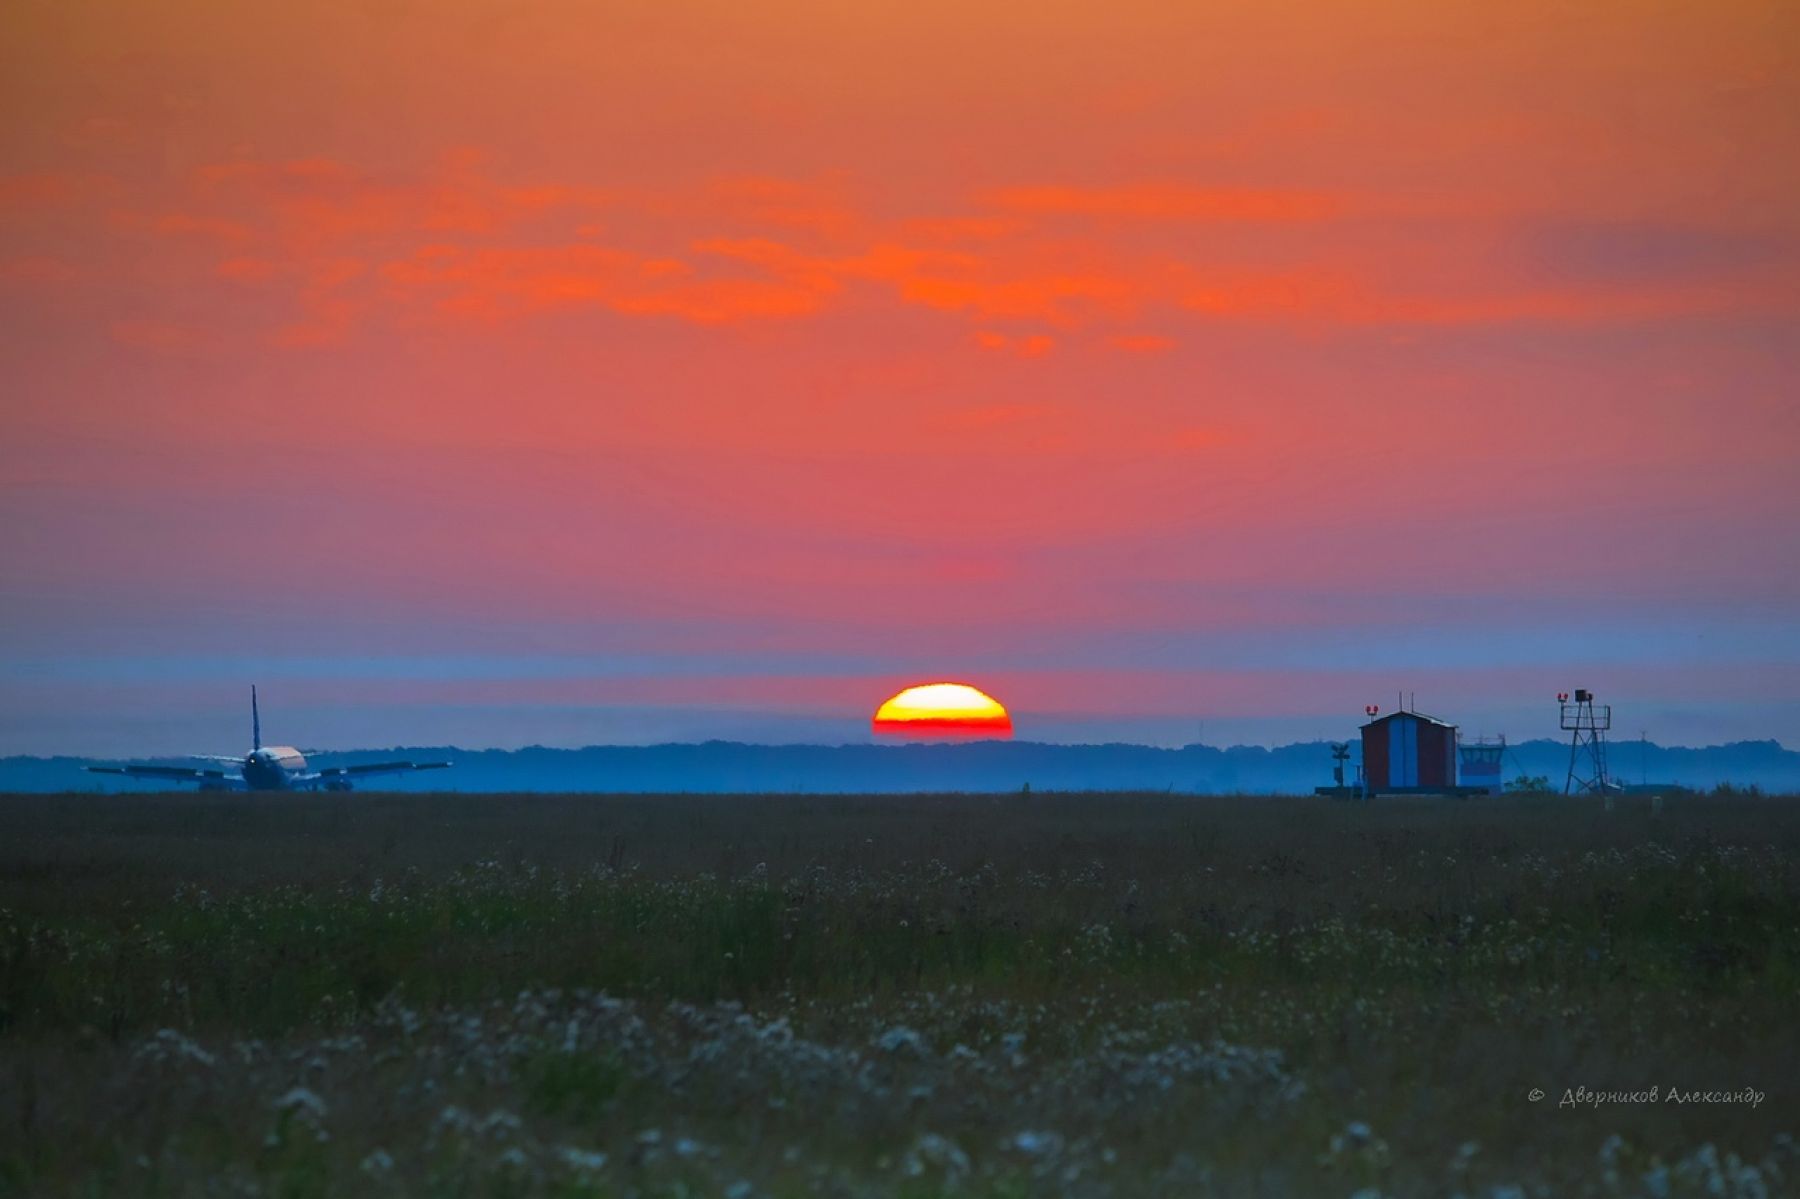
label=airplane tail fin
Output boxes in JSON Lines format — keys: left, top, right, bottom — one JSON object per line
{"left": 252, "top": 685, "right": 261, "bottom": 750}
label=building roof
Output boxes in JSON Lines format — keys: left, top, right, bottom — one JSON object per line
{"left": 1361, "top": 709, "right": 1457, "bottom": 731}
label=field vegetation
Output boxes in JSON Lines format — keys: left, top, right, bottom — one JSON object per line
{"left": 2, "top": 790, "right": 1797, "bottom": 1197}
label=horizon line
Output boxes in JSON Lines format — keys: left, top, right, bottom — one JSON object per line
{"left": 17, "top": 734, "right": 1794, "bottom": 762}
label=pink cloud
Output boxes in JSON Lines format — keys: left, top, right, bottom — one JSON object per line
{"left": 109, "top": 319, "right": 207, "bottom": 353}
{"left": 985, "top": 184, "right": 1342, "bottom": 223}
{"left": 1107, "top": 332, "right": 1175, "bottom": 352}
{"left": 27, "top": 150, "right": 1788, "bottom": 355}
{"left": 0, "top": 256, "right": 82, "bottom": 285}
{"left": 971, "top": 331, "right": 1055, "bottom": 357}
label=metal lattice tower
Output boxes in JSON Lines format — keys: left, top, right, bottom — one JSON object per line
{"left": 1559, "top": 689, "right": 1612, "bottom": 795}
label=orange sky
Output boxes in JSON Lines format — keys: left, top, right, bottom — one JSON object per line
{"left": 1, "top": 0, "right": 1797, "bottom": 751}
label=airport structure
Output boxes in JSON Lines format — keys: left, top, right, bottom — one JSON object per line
{"left": 1457, "top": 736, "right": 1506, "bottom": 795}
{"left": 1362, "top": 706, "right": 1458, "bottom": 793}
{"left": 1318, "top": 701, "right": 1496, "bottom": 798}
{"left": 1319, "top": 690, "right": 1630, "bottom": 799}
{"left": 1560, "top": 688, "right": 1612, "bottom": 794}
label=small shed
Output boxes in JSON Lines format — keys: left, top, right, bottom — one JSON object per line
{"left": 1361, "top": 709, "right": 1458, "bottom": 793}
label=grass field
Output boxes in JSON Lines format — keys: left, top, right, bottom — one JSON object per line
{"left": 2, "top": 790, "right": 1796, "bottom": 1197}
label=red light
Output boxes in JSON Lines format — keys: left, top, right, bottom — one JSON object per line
{"left": 1557, "top": 692, "right": 1569, "bottom": 703}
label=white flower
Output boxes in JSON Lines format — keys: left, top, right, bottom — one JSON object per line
{"left": 902, "top": 1133, "right": 970, "bottom": 1180}
{"left": 875, "top": 1026, "right": 929, "bottom": 1056}
{"left": 273, "top": 1087, "right": 328, "bottom": 1121}
{"left": 478, "top": 1109, "right": 522, "bottom": 1139}
{"left": 136, "top": 1029, "right": 216, "bottom": 1068}
{"left": 559, "top": 1147, "right": 608, "bottom": 1173}
{"left": 1011, "top": 1130, "right": 1063, "bottom": 1158}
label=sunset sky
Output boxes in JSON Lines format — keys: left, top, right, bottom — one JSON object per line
{"left": 2, "top": 0, "right": 1797, "bottom": 754}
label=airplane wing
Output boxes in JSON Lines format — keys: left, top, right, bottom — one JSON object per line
{"left": 310, "top": 760, "right": 452, "bottom": 782}
{"left": 86, "top": 764, "right": 238, "bottom": 786}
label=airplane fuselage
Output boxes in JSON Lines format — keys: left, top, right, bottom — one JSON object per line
{"left": 241, "top": 746, "right": 309, "bottom": 790}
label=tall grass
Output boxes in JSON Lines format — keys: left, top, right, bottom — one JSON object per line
{"left": 2, "top": 790, "right": 1796, "bottom": 1196}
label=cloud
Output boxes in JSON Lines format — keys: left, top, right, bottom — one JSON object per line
{"left": 216, "top": 257, "right": 280, "bottom": 282}
{"left": 971, "top": 331, "right": 1055, "bottom": 357}
{"left": 0, "top": 172, "right": 112, "bottom": 214}
{"left": 703, "top": 176, "right": 861, "bottom": 235}
{"left": 1177, "top": 268, "right": 1777, "bottom": 328}
{"left": 896, "top": 270, "right": 1136, "bottom": 323}
{"left": 899, "top": 216, "right": 1027, "bottom": 242}
{"left": 1511, "top": 219, "right": 1785, "bottom": 285}
{"left": 109, "top": 319, "right": 207, "bottom": 353}
{"left": 1107, "top": 333, "right": 1175, "bottom": 353}
{"left": 195, "top": 158, "right": 358, "bottom": 188}
{"left": 1163, "top": 427, "right": 1227, "bottom": 452}
{"left": 39, "top": 152, "right": 1799, "bottom": 352}
{"left": 0, "top": 256, "right": 82, "bottom": 286}
{"left": 380, "top": 242, "right": 833, "bottom": 324}
{"left": 985, "top": 184, "right": 1341, "bottom": 223}
{"left": 111, "top": 211, "right": 252, "bottom": 242}
{"left": 938, "top": 402, "right": 1047, "bottom": 428}
{"left": 191, "top": 156, "right": 613, "bottom": 244}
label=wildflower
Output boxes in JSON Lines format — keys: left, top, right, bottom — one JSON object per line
{"left": 1011, "top": 1130, "right": 1063, "bottom": 1158}
{"left": 471, "top": 1109, "right": 521, "bottom": 1141}
{"left": 1322, "top": 1121, "right": 1389, "bottom": 1170}
{"left": 559, "top": 1147, "right": 608, "bottom": 1173}
{"left": 875, "top": 1026, "right": 929, "bottom": 1057}
{"left": 273, "top": 1087, "right": 328, "bottom": 1120}
{"left": 902, "top": 1133, "right": 970, "bottom": 1181}
{"left": 135, "top": 1029, "right": 216, "bottom": 1069}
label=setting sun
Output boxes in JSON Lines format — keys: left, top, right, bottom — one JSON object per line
{"left": 872, "top": 683, "right": 1013, "bottom": 738}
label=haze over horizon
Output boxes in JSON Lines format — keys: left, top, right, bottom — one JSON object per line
{"left": 4, "top": 689, "right": 1795, "bottom": 761}
{"left": 3, "top": 1, "right": 1797, "bottom": 756}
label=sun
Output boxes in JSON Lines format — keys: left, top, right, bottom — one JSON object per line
{"left": 872, "top": 682, "right": 1013, "bottom": 738}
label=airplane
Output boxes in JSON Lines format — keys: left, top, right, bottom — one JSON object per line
{"left": 86, "top": 686, "right": 451, "bottom": 792}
